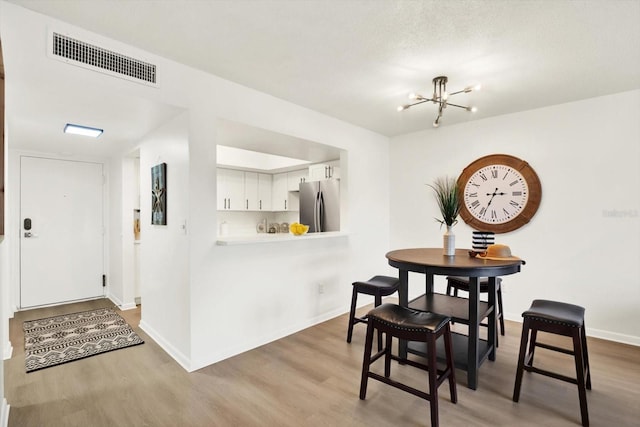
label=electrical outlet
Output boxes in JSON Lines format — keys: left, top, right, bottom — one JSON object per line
{"left": 318, "top": 283, "right": 325, "bottom": 294}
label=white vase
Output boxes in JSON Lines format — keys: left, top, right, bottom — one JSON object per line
{"left": 443, "top": 225, "right": 455, "bottom": 256}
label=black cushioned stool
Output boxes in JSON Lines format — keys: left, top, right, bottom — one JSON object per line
{"left": 359, "top": 303, "right": 457, "bottom": 427}
{"left": 347, "top": 275, "right": 400, "bottom": 349}
{"left": 513, "top": 299, "right": 591, "bottom": 426}
{"left": 446, "top": 276, "right": 505, "bottom": 337}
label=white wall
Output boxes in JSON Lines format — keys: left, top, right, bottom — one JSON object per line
{"left": 390, "top": 90, "right": 640, "bottom": 345}
{"left": 137, "top": 113, "right": 191, "bottom": 368}
{"left": 107, "top": 156, "right": 137, "bottom": 310}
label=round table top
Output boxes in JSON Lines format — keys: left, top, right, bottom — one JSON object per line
{"left": 386, "top": 248, "right": 525, "bottom": 276}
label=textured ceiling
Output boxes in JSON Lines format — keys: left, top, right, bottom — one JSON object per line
{"left": 5, "top": 0, "right": 640, "bottom": 142}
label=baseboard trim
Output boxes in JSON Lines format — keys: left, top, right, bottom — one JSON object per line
{"left": 505, "top": 313, "right": 639, "bottom": 347}
{"left": 587, "top": 328, "right": 640, "bottom": 347}
{"left": 107, "top": 293, "right": 137, "bottom": 311}
{"left": 118, "top": 302, "right": 137, "bottom": 311}
{"left": 3, "top": 340, "right": 13, "bottom": 360}
{"left": 1, "top": 398, "right": 9, "bottom": 427}
{"left": 138, "top": 319, "right": 191, "bottom": 372}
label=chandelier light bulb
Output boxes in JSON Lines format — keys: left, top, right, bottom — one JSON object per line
{"left": 442, "top": 91, "right": 449, "bottom": 101}
{"left": 397, "top": 105, "right": 408, "bottom": 112}
{"left": 432, "top": 120, "right": 440, "bottom": 128}
{"left": 408, "top": 92, "right": 418, "bottom": 100}
{"left": 474, "top": 84, "right": 482, "bottom": 91}
{"left": 470, "top": 106, "right": 478, "bottom": 113}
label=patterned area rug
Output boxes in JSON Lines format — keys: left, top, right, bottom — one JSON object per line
{"left": 24, "top": 307, "right": 144, "bottom": 373}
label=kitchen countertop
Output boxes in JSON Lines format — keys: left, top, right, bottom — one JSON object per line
{"left": 216, "top": 231, "right": 348, "bottom": 246}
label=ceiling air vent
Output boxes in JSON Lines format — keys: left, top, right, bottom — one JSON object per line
{"left": 50, "top": 32, "right": 157, "bottom": 86}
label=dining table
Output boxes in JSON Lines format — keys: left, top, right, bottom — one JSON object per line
{"left": 386, "top": 247, "right": 525, "bottom": 390}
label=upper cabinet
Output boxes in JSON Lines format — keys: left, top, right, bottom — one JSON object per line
{"left": 287, "top": 169, "right": 308, "bottom": 191}
{"left": 217, "top": 168, "right": 244, "bottom": 210}
{"left": 245, "top": 172, "right": 272, "bottom": 211}
{"left": 308, "top": 161, "right": 340, "bottom": 181}
{"left": 271, "top": 173, "right": 289, "bottom": 211}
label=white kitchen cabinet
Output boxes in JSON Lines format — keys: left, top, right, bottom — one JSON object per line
{"left": 308, "top": 162, "right": 340, "bottom": 180}
{"left": 272, "top": 173, "right": 289, "bottom": 211}
{"left": 257, "top": 173, "right": 272, "bottom": 211}
{"left": 287, "top": 169, "right": 308, "bottom": 191}
{"left": 217, "top": 168, "right": 244, "bottom": 210}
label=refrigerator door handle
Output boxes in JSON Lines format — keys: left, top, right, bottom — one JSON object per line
{"left": 318, "top": 191, "right": 325, "bottom": 232}
{"left": 315, "top": 192, "right": 319, "bottom": 232}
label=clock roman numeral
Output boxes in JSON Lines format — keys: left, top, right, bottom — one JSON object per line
{"left": 468, "top": 192, "right": 478, "bottom": 197}
{"left": 491, "top": 210, "right": 497, "bottom": 219}
{"left": 491, "top": 169, "right": 498, "bottom": 179}
{"left": 509, "top": 200, "right": 519, "bottom": 207}
{"left": 509, "top": 180, "right": 519, "bottom": 186}
{"left": 479, "top": 207, "right": 486, "bottom": 217}
{"left": 470, "top": 200, "right": 480, "bottom": 209}
{"left": 503, "top": 208, "right": 510, "bottom": 216}
{"left": 512, "top": 191, "right": 522, "bottom": 196}
{"left": 479, "top": 172, "right": 488, "bottom": 181}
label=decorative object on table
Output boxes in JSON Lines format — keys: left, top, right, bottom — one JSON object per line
{"left": 476, "top": 244, "right": 521, "bottom": 261}
{"left": 397, "top": 75, "right": 480, "bottom": 127}
{"left": 290, "top": 222, "right": 309, "bottom": 235}
{"left": 472, "top": 231, "right": 494, "bottom": 254}
{"left": 23, "top": 307, "right": 144, "bottom": 373}
{"left": 268, "top": 223, "right": 279, "bottom": 233}
{"left": 279, "top": 222, "right": 290, "bottom": 233}
{"left": 458, "top": 154, "right": 542, "bottom": 233}
{"left": 151, "top": 162, "right": 167, "bottom": 225}
{"left": 428, "top": 176, "right": 461, "bottom": 256}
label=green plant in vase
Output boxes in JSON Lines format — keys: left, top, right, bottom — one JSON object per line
{"left": 428, "top": 176, "right": 460, "bottom": 255}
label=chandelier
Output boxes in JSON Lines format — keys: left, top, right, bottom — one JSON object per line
{"left": 397, "top": 76, "right": 481, "bottom": 127}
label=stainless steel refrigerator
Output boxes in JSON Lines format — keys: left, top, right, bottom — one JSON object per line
{"left": 299, "top": 179, "right": 340, "bottom": 233}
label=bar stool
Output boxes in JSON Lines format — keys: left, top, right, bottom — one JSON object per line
{"left": 359, "top": 303, "right": 457, "bottom": 427}
{"left": 513, "top": 299, "right": 591, "bottom": 426}
{"left": 346, "top": 275, "right": 400, "bottom": 349}
{"left": 446, "top": 276, "right": 505, "bottom": 338}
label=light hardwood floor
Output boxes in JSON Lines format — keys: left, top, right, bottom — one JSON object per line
{"left": 4, "top": 298, "right": 640, "bottom": 426}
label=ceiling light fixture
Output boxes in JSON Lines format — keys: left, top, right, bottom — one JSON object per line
{"left": 397, "top": 76, "right": 480, "bottom": 128}
{"left": 64, "top": 123, "right": 103, "bottom": 138}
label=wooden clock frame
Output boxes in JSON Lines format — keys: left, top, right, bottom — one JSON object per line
{"left": 457, "top": 154, "right": 542, "bottom": 233}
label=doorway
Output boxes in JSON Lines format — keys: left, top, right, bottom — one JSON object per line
{"left": 20, "top": 156, "right": 105, "bottom": 308}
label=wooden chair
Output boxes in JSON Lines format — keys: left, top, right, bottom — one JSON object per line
{"left": 359, "top": 303, "right": 457, "bottom": 427}
{"left": 346, "top": 275, "right": 400, "bottom": 349}
{"left": 513, "top": 299, "right": 591, "bottom": 426}
{"left": 446, "top": 276, "right": 504, "bottom": 340}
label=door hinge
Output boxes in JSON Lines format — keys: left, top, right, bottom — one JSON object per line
{"left": 102, "top": 274, "right": 106, "bottom": 287}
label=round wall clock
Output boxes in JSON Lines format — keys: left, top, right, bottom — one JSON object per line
{"left": 457, "top": 154, "right": 542, "bottom": 233}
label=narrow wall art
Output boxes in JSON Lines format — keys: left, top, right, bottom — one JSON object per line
{"left": 151, "top": 162, "right": 167, "bottom": 225}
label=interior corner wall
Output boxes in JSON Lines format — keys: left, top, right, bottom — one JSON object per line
{"left": 107, "top": 156, "right": 137, "bottom": 310}
{"left": 390, "top": 90, "right": 640, "bottom": 346}
{"left": 137, "top": 112, "right": 191, "bottom": 369}
{"left": 107, "top": 158, "right": 124, "bottom": 306}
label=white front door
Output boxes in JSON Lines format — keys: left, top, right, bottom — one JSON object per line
{"left": 20, "top": 156, "right": 105, "bottom": 308}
